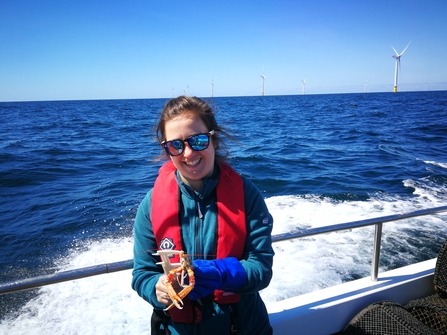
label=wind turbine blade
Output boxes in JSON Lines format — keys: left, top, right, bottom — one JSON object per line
{"left": 400, "top": 41, "right": 411, "bottom": 56}
{"left": 391, "top": 46, "right": 399, "bottom": 55}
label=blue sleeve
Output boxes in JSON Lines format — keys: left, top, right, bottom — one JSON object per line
{"left": 131, "top": 190, "right": 166, "bottom": 309}
{"left": 237, "top": 177, "right": 274, "bottom": 294}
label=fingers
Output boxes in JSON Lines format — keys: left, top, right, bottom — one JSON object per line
{"left": 156, "top": 275, "right": 168, "bottom": 291}
{"left": 157, "top": 290, "right": 171, "bottom": 305}
{"left": 156, "top": 275, "right": 171, "bottom": 306}
{"left": 157, "top": 292, "right": 171, "bottom": 305}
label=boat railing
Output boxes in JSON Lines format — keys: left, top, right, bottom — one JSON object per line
{"left": 1, "top": 205, "right": 447, "bottom": 295}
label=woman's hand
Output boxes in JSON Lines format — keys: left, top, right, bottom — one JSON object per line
{"left": 155, "top": 274, "right": 182, "bottom": 306}
{"left": 155, "top": 275, "right": 171, "bottom": 306}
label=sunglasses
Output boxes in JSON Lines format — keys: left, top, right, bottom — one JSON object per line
{"left": 161, "top": 130, "right": 215, "bottom": 156}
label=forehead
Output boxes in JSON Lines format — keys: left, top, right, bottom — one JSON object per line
{"left": 164, "top": 116, "right": 208, "bottom": 140}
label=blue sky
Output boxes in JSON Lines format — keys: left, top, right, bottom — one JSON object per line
{"left": 1, "top": 1, "right": 446, "bottom": 101}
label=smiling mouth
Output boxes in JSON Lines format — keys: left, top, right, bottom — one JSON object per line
{"left": 185, "top": 159, "right": 200, "bottom": 166}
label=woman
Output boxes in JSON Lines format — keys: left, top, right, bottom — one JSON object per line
{"left": 132, "top": 96, "right": 274, "bottom": 334}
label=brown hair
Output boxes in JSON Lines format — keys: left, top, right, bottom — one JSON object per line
{"left": 155, "top": 96, "right": 229, "bottom": 162}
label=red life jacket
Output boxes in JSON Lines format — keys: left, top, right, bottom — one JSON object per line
{"left": 151, "top": 161, "right": 247, "bottom": 304}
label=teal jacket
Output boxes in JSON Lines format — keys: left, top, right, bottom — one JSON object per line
{"left": 132, "top": 164, "right": 274, "bottom": 335}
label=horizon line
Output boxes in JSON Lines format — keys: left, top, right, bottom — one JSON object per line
{"left": 1, "top": 88, "right": 446, "bottom": 103}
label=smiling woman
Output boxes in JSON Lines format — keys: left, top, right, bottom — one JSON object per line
{"left": 163, "top": 117, "right": 216, "bottom": 191}
{"left": 156, "top": 96, "right": 226, "bottom": 191}
{"left": 131, "top": 95, "right": 275, "bottom": 335}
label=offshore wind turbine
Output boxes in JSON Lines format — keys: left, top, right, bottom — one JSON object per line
{"left": 211, "top": 79, "right": 214, "bottom": 97}
{"left": 260, "top": 72, "right": 266, "bottom": 96}
{"left": 391, "top": 41, "right": 411, "bottom": 93}
{"left": 301, "top": 79, "right": 306, "bottom": 95}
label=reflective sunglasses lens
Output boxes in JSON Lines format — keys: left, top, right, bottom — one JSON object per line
{"left": 188, "top": 134, "right": 210, "bottom": 151}
{"left": 165, "top": 140, "right": 184, "bottom": 156}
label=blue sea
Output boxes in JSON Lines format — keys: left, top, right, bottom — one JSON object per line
{"left": 1, "top": 92, "right": 447, "bottom": 334}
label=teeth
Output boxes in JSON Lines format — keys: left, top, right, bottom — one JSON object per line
{"left": 185, "top": 159, "right": 200, "bottom": 166}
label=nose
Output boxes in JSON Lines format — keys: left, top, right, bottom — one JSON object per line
{"left": 182, "top": 141, "right": 195, "bottom": 157}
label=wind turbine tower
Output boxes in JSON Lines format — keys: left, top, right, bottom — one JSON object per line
{"left": 260, "top": 72, "right": 266, "bottom": 96}
{"left": 391, "top": 42, "right": 411, "bottom": 93}
{"left": 301, "top": 79, "right": 306, "bottom": 95}
{"left": 211, "top": 79, "right": 214, "bottom": 97}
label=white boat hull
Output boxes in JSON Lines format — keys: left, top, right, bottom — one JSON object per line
{"left": 268, "top": 259, "right": 436, "bottom": 334}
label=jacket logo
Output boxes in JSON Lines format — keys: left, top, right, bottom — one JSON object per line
{"left": 159, "top": 237, "right": 175, "bottom": 251}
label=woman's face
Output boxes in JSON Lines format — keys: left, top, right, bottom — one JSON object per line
{"left": 164, "top": 115, "right": 215, "bottom": 191}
